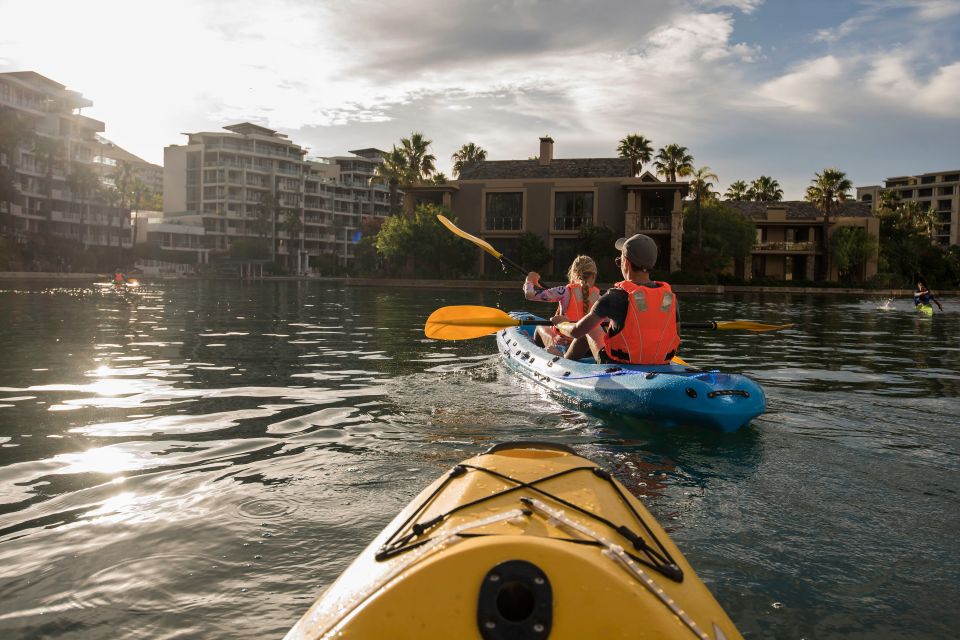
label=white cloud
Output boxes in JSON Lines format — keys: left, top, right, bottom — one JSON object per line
{"left": 912, "top": 62, "right": 960, "bottom": 115}
{"left": 757, "top": 56, "right": 844, "bottom": 113}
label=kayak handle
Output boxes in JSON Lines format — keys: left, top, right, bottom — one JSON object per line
{"left": 484, "top": 441, "right": 577, "bottom": 455}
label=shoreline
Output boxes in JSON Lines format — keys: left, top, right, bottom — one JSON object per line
{"left": 0, "top": 271, "right": 953, "bottom": 297}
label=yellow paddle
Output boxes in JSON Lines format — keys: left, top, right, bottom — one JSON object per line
{"left": 425, "top": 305, "right": 793, "bottom": 341}
{"left": 437, "top": 214, "right": 529, "bottom": 276}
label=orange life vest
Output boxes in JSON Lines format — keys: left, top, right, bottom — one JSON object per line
{"left": 603, "top": 280, "right": 680, "bottom": 365}
{"left": 558, "top": 283, "right": 600, "bottom": 322}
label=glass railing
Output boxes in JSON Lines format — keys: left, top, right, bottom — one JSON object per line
{"left": 753, "top": 241, "right": 816, "bottom": 252}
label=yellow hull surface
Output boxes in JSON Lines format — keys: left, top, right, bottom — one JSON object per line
{"left": 285, "top": 442, "right": 742, "bottom": 640}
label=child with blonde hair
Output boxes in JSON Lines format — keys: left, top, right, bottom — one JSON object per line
{"left": 524, "top": 255, "right": 600, "bottom": 354}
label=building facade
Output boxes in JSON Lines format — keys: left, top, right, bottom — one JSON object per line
{"left": 857, "top": 170, "right": 960, "bottom": 246}
{"left": 163, "top": 124, "right": 391, "bottom": 270}
{"left": 725, "top": 200, "right": 879, "bottom": 281}
{"left": 0, "top": 71, "right": 131, "bottom": 249}
{"left": 404, "top": 137, "right": 689, "bottom": 275}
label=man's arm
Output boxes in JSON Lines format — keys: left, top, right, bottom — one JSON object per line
{"left": 558, "top": 308, "right": 605, "bottom": 339}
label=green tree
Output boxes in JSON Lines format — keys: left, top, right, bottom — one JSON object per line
{"left": 831, "top": 226, "right": 877, "bottom": 282}
{"left": 399, "top": 132, "right": 436, "bottom": 183}
{"left": 653, "top": 144, "right": 694, "bottom": 182}
{"left": 688, "top": 166, "right": 718, "bottom": 249}
{"left": 682, "top": 201, "right": 755, "bottom": 276}
{"left": 617, "top": 134, "right": 654, "bottom": 176}
{"left": 375, "top": 203, "right": 477, "bottom": 277}
{"left": 724, "top": 180, "right": 749, "bottom": 201}
{"left": 806, "top": 168, "right": 852, "bottom": 279}
{"left": 748, "top": 176, "right": 783, "bottom": 202}
{"left": 875, "top": 197, "right": 939, "bottom": 284}
{"left": 451, "top": 142, "right": 487, "bottom": 177}
{"left": 517, "top": 231, "right": 552, "bottom": 272}
{"left": 430, "top": 172, "right": 448, "bottom": 185}
{"left": 371, "top": 147, "right": 408, "bottom": 216}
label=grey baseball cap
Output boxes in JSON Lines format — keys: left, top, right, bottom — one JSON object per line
{"left": 615, "top": 234, "right": 658, "bottom": 270}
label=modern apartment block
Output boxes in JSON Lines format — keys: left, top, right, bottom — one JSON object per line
{"left": 403, "top": 137, "right": 689, "bottom": 275}
{"left": 725, "top": 200, "right": 878, "bottom": 281}
{"left": 0, "top": 71, "right": 131, "bottom": 249}
{"left": 857, "top": 170, "right": 960, "bottom": 246}
{"left": 163, "top": 123, "right": 391, "bottom": 269}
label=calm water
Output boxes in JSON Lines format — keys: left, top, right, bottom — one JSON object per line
{"left": 0, "top": 281, "right": 957, "bottom": 639}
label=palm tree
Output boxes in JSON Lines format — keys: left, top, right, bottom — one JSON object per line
{"left": 256, "top": 187, "right": 281, "bottom": 261}
{"left": 748, "top": 176, "right": 783, "bottom": 202}
{"left": 805, "top": 168, "right": 853, "bottom": 280}
{"left": 281, "top": 208, "right": 303, "bottom": 270}
{"left": 103, "top": 186, "right": 121, "bottom": 249}
{"left": 689, "top": 166, "right": 719, "bottom": 249}
{"left": 431, "top": 172, "right": 448, "bottom": 185}
{"left": 33, "top": 136, "right": 65, "bottom": 238}
{"left": 724, "top": 180, "right": 750, "bottom": 201}
{"left": 370, "top": 147, "right": 408, "bottom": 216}
{"left": 0, "top": 109, "right": 34, "bottom": 236}
{"left": 66, "top": 162, "right": 100, "bottom": 249}
{"left": 617, "top": 134, "right": 654, "bottom": 177}
{"left": 451, "top": 143, "right": 486, "bottom": 177}
{"left": 129, "top": 178, "right": 147, "bottom": 248}
{"left": 653, "top": 144, "right": 694, "bottom": 182}
{"left": 399, "top": 132, "right": 435, "bottom": 183}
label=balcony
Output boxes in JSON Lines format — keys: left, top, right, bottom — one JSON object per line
{"left": 753, "top": 241, "right": 816, "bottom": 253}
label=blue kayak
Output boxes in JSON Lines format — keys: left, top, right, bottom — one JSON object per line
{"left": 496, "top": 312, "right": 765, "bottom": 432}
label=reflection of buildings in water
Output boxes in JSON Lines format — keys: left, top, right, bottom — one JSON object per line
{"left": 607, "top": 452, "right": 675, "bottom": 501}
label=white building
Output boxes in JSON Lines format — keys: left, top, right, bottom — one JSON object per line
{"left": 0, "top": 71, "right": 131, "bottom": 249}
{"left": 857, "top": 170, "right": 960, "bottom": 247}
{"left": 163, "top": 123, "right": 392, "bottom": 270}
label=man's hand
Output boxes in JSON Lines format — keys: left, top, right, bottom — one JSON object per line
{"left": 551, "top": 313, "right": 569, "bottom": 324}
{"left": 525, "top": 271, "right": 541, "bottom": 286}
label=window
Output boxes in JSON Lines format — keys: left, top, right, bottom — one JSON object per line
{"left": 485, "top": 192, "right": 523, "bottom": 231}
{"left": 938, "top": 200, "right": 952, "bottom": 211}
{"left": 553, "top": 191, "right": 594, "bottom": 231}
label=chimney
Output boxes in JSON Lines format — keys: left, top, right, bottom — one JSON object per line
{"left": 538, "top": 136, "right": 553, "bottom": 165}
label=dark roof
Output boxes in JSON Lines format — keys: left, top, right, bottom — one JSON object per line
{"left": 224, "top": 122, "right": 279, "bottom": 136}
{"left": 723, "top": 200, "right": 873, "bottom": 220}
{"left": 458, "top": 158, "right": 633, "bottom": 180}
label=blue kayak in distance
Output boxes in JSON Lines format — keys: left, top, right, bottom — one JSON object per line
{"left": 496, "top": 312, "right": 766, "bottom": 432}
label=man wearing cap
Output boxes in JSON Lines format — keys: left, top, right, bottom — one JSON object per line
{"left": 558, "top": 233, "right": 680, "bottom": 365}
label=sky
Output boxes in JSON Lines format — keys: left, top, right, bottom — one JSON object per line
{"left": 1, "top": 0, "right": 958, "bottom": 199}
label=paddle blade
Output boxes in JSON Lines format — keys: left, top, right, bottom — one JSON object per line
{"left": 715, "top": 320, "right": 794, "bottom": 332}
{"left": 437, "top": 215, "right": 503, "bottom": 260}
{"left": 425, "top": 305, "right": 520, "bottom": 340}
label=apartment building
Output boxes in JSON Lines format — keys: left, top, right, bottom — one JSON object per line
{"left": 163, "top": 123, "right": 391, "bottom": 270}
{"left": 857, "top": 170, "right": 960, "bottom": 246}
{"left": 0, "top": 71, "right": 131, "bottom": 248}
{"left": 403, "top": 137, "right": 689, "bottom": 275}
{"left": 725, "top": 200, "right": 878, "bottom": 281}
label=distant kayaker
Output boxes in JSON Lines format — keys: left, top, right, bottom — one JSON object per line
{"left": 523, "top": 255, "right": 600, "bottom": 355}
{"left": 913, "top": 279, "right": 943, "bottom": 313}
{"left": 557, "top": 234, "right": 680, "bottom": 364}
{"left": 112, "top": 268, "right": 127, "bottom": 285}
